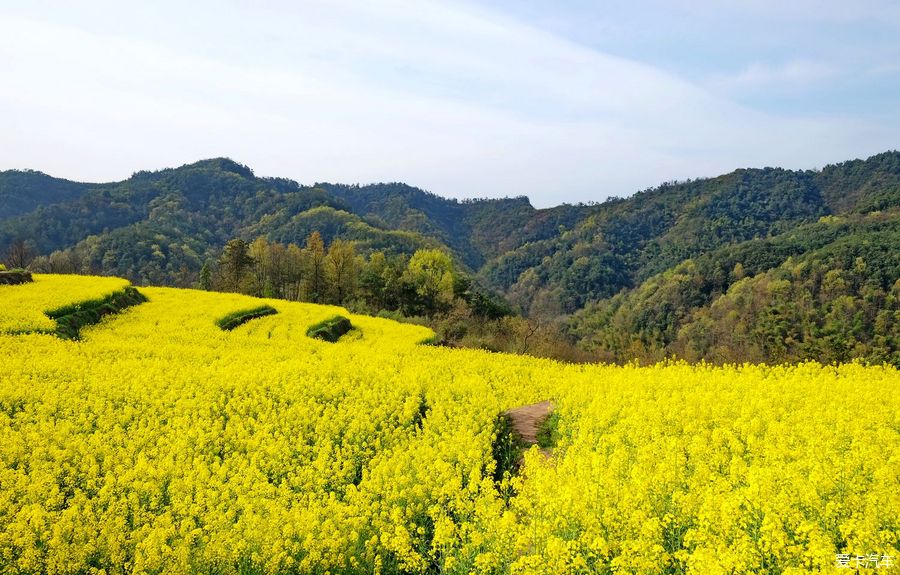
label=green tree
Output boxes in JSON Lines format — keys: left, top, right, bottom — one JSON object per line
{"left": 248, "top": 237, "right": 272, "bottom": 297}
{"left": 303, "top": 232, "right": 327, "bottom": 303}
{"left": 219, "top": 238, "right": 253, "bottom": 293}
{"left": 284, "top": 243, "right": 305, "bottom": 301}
{"left": 199, "top": 261, "right": 213, "bottom": 291}
{"left": 403, "top": 249, "right": 455, "bottom": 316}
{"left": 360, "top": 251, "right": 388, "bottom": 309}
{"left": 325, "top": 239, "right": 358, "bottom": 304}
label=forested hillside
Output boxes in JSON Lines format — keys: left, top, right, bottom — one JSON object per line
{"left": 0, "top": 170, "right": 90, "bottom": 219}
{"left": 569, "top": 213, "right": 899, "bottom": 364}
{"left": 320, "top": 182, "right": 587, "bottom": 268}
{"left": 1, "top": 151, "right": 897, "bottom": 364}
{"left": 0, "top": 159, "right": 448, "bottom": 285}
{"left": 482, "top": 153, "right": 899, "bottom": 316}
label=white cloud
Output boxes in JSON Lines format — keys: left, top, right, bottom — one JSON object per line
{"left": 661, "top": 0, "right": 900, "bottom": 25}
{"left": 707, "top": 60, "right": 838, "bottom": 95}
{"left": 0, "top": 0, "right": 895, "bottom": 207}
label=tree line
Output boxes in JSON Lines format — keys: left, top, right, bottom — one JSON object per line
{"left": 204, "top": 234, "right": 596, "bottom": 360}
{"left": 204, "top": 232, "right": 510, "bottom": 320}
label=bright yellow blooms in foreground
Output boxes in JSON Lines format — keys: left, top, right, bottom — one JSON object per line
{"left": 0, "top": 275, "right": 898, "bottom": 574}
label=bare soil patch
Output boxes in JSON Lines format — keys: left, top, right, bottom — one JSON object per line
{"left": 503, "top": 400, "right": 553, "bottom": 453}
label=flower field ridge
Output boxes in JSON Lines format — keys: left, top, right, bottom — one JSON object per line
{"left": 0, "top": 274, "right": 130, "bottom": 333}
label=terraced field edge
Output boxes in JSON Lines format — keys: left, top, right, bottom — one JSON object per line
{"left": 0, "top": 270, "right": 33, "bottom": 285}
{"left": 49, "top": 286, "right": 147, "bottom": 340}
{"left": 215, "top": 305, "right": 278, "bottom": 330}
{"left": 306, "top": 315, "right": 353, "bottom": 342}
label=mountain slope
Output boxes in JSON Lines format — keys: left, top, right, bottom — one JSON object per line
{"left": 318, "top": 182, "right": 588, "bottom": 268}
{"left": 480, "top": 152, "right": 899, "bottom": 316}
{"left": 0, "top": 160, "right": 453, "bottom": 285}
{"left": 569, "top": 211, "right": 900, "bottom": 364}
{"left": 1, "top": 151, "right": 898, "bottom": 363}
{"left": 0, "top": 170, "right": 90, "bottom": 218}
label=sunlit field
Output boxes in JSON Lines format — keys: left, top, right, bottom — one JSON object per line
{"left": 1, "top": 275, "right": 898, "bottom": 574}
{"left": 0, "top": 274, "right": 129, "bottom": 333}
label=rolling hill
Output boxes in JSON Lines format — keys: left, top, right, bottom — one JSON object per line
{"left": 1, "top": 151, "right": 897, "bottom": 364}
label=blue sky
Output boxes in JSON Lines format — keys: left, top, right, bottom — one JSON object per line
{"left": 1, "top": 0, "right": 897, "bottom": 207}
{"left": 487, "top": 0, "right": 900, "bottom": 116}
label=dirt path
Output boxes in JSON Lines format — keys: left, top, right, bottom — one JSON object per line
{"left": 503, "top": 400, "right": 553, "bottom": 446}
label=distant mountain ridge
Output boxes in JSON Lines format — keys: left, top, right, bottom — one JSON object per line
{"left": 1, "top": 151, "right": 897, "bottom": 364}
{"left": 0, "top": 169, "right": 91, "bottom": 218}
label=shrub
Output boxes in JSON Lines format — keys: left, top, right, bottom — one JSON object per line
{"left": 306, "top": 315, "right": 353, "bottom": 342}
{"left": 0, "top": 270, "right": 32, "bottom": 285}
{"left": 51, "top": 287, "right": 147, "bottom": 340}
{"left": 215, "top": 306, "right": 278, "bottom": 331}
{"left": 536, "top": 410, "right": 560, "bottom": 449}
{"left": 491, "top": 413, "right": 523, "bottom": 483}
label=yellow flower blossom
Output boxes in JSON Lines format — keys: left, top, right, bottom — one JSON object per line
{"left": 0, "top": 275, "right": 897, "bottom": 574}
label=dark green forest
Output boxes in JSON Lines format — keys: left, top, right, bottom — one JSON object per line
{"left": 1, "top": 152, "right": 898, "bottom": 365}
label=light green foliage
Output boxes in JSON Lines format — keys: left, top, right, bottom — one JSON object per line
{"left": 403, "top": 249, "right": 455, "bottom": 313}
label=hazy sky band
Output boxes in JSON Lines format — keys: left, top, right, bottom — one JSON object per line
{"left": 1, "top": 0, "right": 897, "bottom": 207}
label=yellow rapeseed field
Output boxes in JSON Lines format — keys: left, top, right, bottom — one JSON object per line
{"left": 0, "top": 274, "right": 129, "bottom": 333}
{"left": 0, "top": 275, "right": 897, "bottom": 574}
